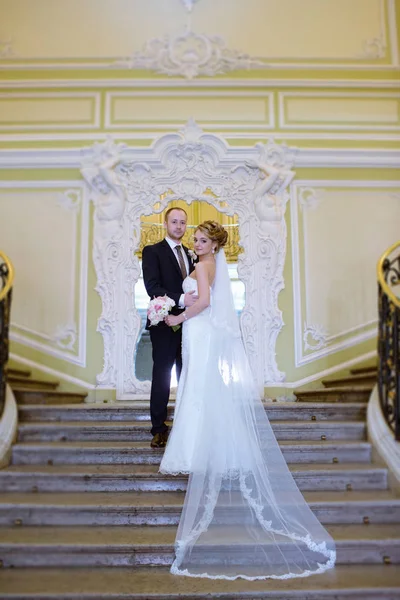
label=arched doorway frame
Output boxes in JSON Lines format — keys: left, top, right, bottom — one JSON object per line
{"left": 81, "top": 120, "right": 296, "bottom": 398}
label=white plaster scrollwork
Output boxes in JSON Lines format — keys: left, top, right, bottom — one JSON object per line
{"left": 81, "top": 137, "right": 128, "bottom": 388}
{"left": 361, "top": 36, "right": 386, "bottom": 59}
{"left": 113, "top": 0, "right": 264, "bottom": 79}
{"left": 52, "top": 324, "right": 77, "bottom": 351}
{"left": 244, "top": 140, "right": 296, "bottom": 383}
{"left": 356, "top": 0, "right": 386, "bottom": 60}
{"left": 303, "top": 323, "right": 328, "bottom": 352}
{"left": 57, "top": 190, "right": 82, "bottom": 212}
{"left": 298, "top": 187, "right": 324, "bottom": 211}
{"left": 114, "top": 31, "right": 264, "bottom": 80}
{"left": 0, "top": 38, "right": 14, "bottom": 59}
{"left": 82, "top": 122, "right": 297, "bottom": 396}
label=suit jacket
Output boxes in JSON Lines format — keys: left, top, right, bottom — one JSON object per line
{"left": 142, "top": 239, "right": 194, "bottom": 329}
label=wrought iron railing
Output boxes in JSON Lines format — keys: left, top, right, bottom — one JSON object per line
{"left": 137, "top": 223, "right": 242, "bottom": 263}
{"left": 0, "top": 252, "right": 13, "bottom": 416}
{"left": 377, "top": 241, "right": 400, "bottom": 441}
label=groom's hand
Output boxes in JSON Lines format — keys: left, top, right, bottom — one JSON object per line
{"left": 184, "top": 291, "right": 198, "bottom": 307}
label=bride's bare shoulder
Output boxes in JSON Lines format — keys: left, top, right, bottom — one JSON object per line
{"left": 195, "top": 262, "right": 215, "bottom": 285}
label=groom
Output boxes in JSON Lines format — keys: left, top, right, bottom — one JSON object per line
{"left": 142, "top": 207, "right": 196, "bottom": 448}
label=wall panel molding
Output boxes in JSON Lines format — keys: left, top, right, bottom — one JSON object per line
{"left": 105, "top": 90, "right": 275, "bottom": 131}
{"left": 279, "top": 92, "right": 400, "bottom": 131}
{"left": 0, "top": 0, "right": 397, "bottom": 72}
{"left": 0, "top": 180, "right": 89, "bottom": 366}
{"left": 0, "top": 92, "right": 101, "bottom": 131}
{"left": 1, "top": 146, "right": 399, "bottom": 170}
{"left": 291, "top": 179, "right": 400, "bottom": 368}
{"left": 1, "top": 79, "right": 400, "bottom": 90}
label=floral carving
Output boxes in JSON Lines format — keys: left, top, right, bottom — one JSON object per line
{"left": 303, "top": 323, "right": 328, "bottom": 352}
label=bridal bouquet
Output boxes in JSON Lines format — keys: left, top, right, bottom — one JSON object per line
{"left": 147, "top": 295, "right": 180, "bottom": 331}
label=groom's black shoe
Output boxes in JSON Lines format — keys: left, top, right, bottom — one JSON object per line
{"left": 161, "top": 429, "right": 169, "bottom": 444}
{"left": 150, "top": 433, "right": 166, "bottom": 448}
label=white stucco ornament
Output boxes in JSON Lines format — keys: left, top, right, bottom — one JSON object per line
{"left": 81, "top": 122, "right": 297, "bottom": 397}
{"left": 114, "top": 0, "right": 264, "bottom": 79}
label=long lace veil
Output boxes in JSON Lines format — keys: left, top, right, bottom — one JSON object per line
{"left": 171, "top": 249, "right": 336, "bottom": 580}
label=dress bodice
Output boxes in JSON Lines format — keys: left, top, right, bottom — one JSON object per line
{"left": 183, "top": 276, "right": 198, "bottom": 294}
{"left": 182, "top": 276, "right": 211, "bottom": 318}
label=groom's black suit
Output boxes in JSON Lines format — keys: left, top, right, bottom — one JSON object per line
{"left": 142, "top": 239, "right": 193, "bottom": 436}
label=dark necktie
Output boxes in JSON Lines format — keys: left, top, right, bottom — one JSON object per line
{"left": 175, "top": 245, "right": 187, "bottom": 279}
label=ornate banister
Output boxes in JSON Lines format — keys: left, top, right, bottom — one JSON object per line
{"left": 377, "top": 241, "right": 400, "bottom": 441}
{"left": 0, "top": 252, "right": 14, "bottom": 415}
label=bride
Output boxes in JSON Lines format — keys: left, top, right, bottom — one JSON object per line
{"left": 161, "top": 220, "right": 336, "bottom": 581}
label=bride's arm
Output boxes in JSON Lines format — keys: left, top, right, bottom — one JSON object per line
{"left": 165, "top": 263, "right": 210, "bottom": 327}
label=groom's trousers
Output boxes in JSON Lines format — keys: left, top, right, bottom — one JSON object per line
{"left": 149, "top": 325, "right": 182, "bottom": 435}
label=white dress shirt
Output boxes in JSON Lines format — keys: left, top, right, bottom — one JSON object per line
{"left": 165, "top": 236, "right": 190, "bottom": 308}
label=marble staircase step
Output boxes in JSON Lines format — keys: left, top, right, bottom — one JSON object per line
{"left": 8, "top": 376, "right": 60, "bottom": 390}
{"left": 5, "top": 367, "right": 31, "bottom": 378}
{"left": 1, "top": 524, "right": 399, "bottom": 568}
{"left": 0, "top": 491, "right": 399, "bottom": 527}
{"left": 1, "top": 565, "right": 400, "bottom": 599}
{"left": 18, "top": 402, "right": 368, "bottom": 422}
{"left": 322, "top": 373, "right": 377, "bottom": 388}
{"left": 294, "top": 387, "right": 372, "bottom": 403}
{"left": 11, "top": 440, "right": 373, "bottom": 465}
{"left": 12, "top": 388, "right": 87, "bottom": 405}
{"left": 351, "top": 365, "right": 377, "bottom": 375}
{"left": 0, "top": 463, "right": 387, "bottom": 493}
{"left": 16, "top": 420, "right": 367, "bottom": 443}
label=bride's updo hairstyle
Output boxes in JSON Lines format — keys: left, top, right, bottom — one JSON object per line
{"left": 196, "top": 220, "right": 228, "bottom": 253}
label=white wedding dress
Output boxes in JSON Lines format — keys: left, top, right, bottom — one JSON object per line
{"left": 159, "top": 250, "right": 336, "bottom": 581}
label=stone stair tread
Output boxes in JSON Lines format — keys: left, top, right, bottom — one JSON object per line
{"left": 351, "top": 365, "right": 378, "bottom": 375}
{"left": 0, "top": 490, "right": 397, "bottom": 506}
{"left": 13, "top": 440, "right": 371, "bottom": 448}
{"left": 17, "top": 401, "right": 368, "bottom": 410}
{"left": 0, "top": 565, "right": 399, "bottom": 597}
{"left": 17, "top": 419, "right": 366, "bottom": 428}
{"left": 12, "top": 387, "right": 87, "bottom": 396}
{"left": 17, "top": 402, "right": 368, "bottom": 424}
{"left": 8, "top": 376, "right": 60, "bottom": 386}
{"left": 322, "top": 373, "right": 377, "bottom": 386}
{"left": 296, "top": 386, "right": 373, "bottom": 395}
{"left": 5, "top": 367, "right": 31, "bottom": 377}
{"left": 2, "top": 523, "right": 400, "bottom": 546}
{"left": 3, "top": 462, "right": 383, "bottom": 474}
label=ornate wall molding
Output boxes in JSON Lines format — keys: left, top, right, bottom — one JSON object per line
{"left": 1, "top": 78, "right": 399, "bottom": 90}
{"left": 0, "top": 92, "right": 101, "bottom": 131}
{"left": 0, "top": 38, "right": 14, "bottom": 59}
{"left": 81, "top": 122, "right": 296, "bottom": 397}
{"left": 112, "top": 0, "right": 263, "bottom": 79}
{"left": 114, "top": 32, "right": 264, "bottom": 79}
{"left": 298, "top": 187, "right": 324, "bottom": 211}
{"left": 114, "top": 32, "right": 264, "bottom": 80}
{"left": 278, "top": 91, "right": 400, "bottom": 131}
{"left": 1, "top": 146, "right": 399, "bottom": 169}
{"left": 303, "top": 323, "right": 328, "bottom": 351}
{"left": 1, "top": 0, "right": 397, "bottom": 72}
{"left": 291, "top": 179, "right": 400, "bottom": 367}
{"left": 0, "top": 180, "right": 89, "bottom": 367}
